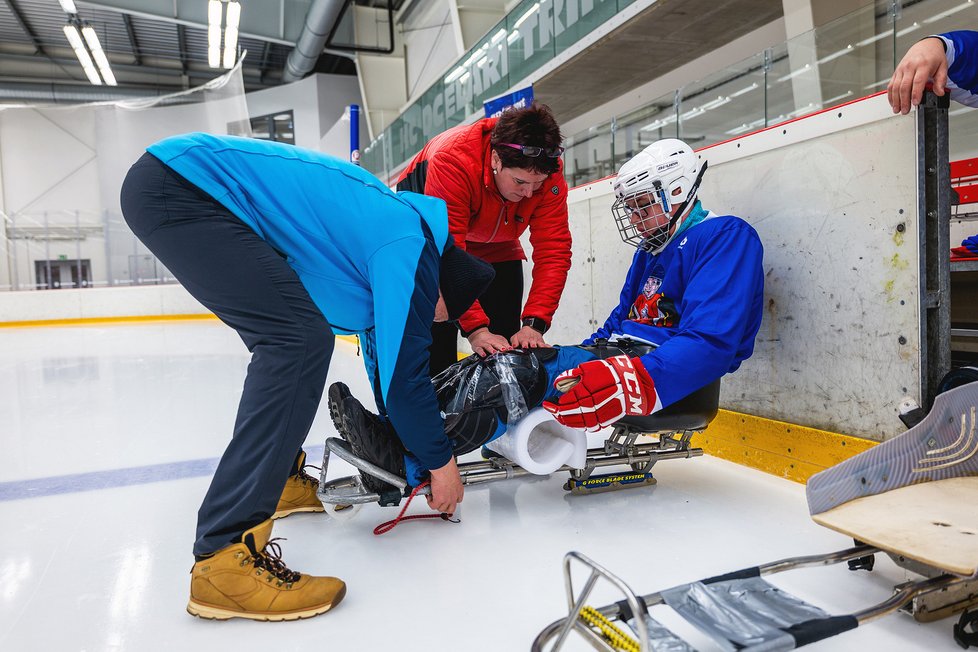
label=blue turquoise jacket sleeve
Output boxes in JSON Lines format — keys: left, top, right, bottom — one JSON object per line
{"left": 939, "top": 31, "right": 978, "bottom": 107}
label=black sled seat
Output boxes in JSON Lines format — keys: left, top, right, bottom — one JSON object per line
{"left": 616, "top": 378, "right": 721, "bottom": 433}
{"left": 582, "top": 338, "right": 721, "bottom": 433}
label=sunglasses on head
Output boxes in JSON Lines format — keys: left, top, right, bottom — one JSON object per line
{"left": 498, "top": 143, "right": 565, "bottom": 158}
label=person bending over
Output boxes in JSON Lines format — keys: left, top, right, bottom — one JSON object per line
{"left": 120, "top": 133, "right": 493, "bottom": 621}
{"left": 398, "top": 103, "right": 572, "bottom": 371}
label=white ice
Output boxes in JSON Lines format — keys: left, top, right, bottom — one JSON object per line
{"left": 0, "top": 321, "right": 962, "bottom": 651}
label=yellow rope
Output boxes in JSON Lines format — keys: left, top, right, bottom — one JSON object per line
{"left": 578, "top": 605, "right": 641, "bottom": 652}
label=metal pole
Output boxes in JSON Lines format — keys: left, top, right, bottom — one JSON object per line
{"left": 75, "top": 209, "right": 83, "bottom": 288}
{"left": 43, "top": 211, "right": 51, "bottom": 290}
{"left": 890, "top": 2, "right": 902, "bottom": 70}
{"left": 10, "top": 212, "right": 18, "bottom": 290}
{"left": 673, "top": 89, "right": 681, "bottom": 139}
{"left": 917, "top": 89, "right": 951, "bottom": 407}
{"left": 763, "top": 48, "right": 772, "bottom": 128}
{"left": 349, "top": 104, "right": 360, "bottom": 165}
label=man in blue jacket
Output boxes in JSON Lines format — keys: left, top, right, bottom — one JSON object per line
{"left": 888, "top": 30, "right": 978, "bottom": 114}
{"left": 331, "top": 138, "right": 764, "bottom": 477}
{"left": 888, "top": 30, "right": 978, "bottom": 258}
{"left": 120, "top": 133, "right": 494, "bottom": 622}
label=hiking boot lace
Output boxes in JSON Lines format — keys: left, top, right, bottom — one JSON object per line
{"left": 248, "top": 538, "right": 302, "bottom": 586}
{"left": 294, "top": 463, "right": 320, "bottom": 486}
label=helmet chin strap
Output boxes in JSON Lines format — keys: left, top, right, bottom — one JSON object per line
{"left": 664, "top": 160, "right": 709, "bottom": 235}
{"left": 644, "top": 160, "right": 709, "bottom": 254}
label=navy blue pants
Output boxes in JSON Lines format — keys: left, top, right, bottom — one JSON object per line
{"left": 120, "top": 153, "right": 334, "bottom": 556}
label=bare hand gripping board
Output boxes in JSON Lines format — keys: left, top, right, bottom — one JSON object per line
{"left": 807, "top": 382, "right": 978, "bottom": 576}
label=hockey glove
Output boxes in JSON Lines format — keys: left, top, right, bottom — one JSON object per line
{"left": 542, "top": 355, "right": 658, "bottom": 432}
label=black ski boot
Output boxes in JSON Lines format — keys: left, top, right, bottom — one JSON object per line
{"left": 327, "top": 383, "right": 406, "bottom": 501}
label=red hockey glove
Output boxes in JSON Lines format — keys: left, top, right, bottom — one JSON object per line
{"left": 542, "top": 355, "right": 658, "bottom": 432}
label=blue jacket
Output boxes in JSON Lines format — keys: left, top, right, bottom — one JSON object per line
{"left": 938, "top": 31, "right": 978, "bottom": 107}
{"left": 148, "top": 133, "right": 455, "bottom": 469}
{"left": 585, "top": 212, "right": 764, "bottom": 407}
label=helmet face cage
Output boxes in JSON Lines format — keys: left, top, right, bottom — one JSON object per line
{"left": 612, "top": 187, "right": 675, "bottom": 253}
{"left": 611, "top": 139, "right": 703, "bottom": 254}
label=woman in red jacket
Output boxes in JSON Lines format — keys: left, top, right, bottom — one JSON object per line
{"left": 397, "top": 103, "right": 572, "bottom": 375}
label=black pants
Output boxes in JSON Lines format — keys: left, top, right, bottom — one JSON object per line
{"left": 429, "top": 259, "right": 523, "bottom": 376}
{"left": 120, "top": 153, "right": 334, "bottom": 556}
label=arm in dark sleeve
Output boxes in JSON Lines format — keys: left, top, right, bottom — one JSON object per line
{"left": 369, "top": 236, "right": 453, "bottom": 470}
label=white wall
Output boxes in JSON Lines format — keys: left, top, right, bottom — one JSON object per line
{"left": 0, "top": 71, "right": 366, "bottom": 292}
{"left": 315, "top": 75, "right": 369, "bottom": 159}
{"left": 0, "top": 284, "right": 208, "bottom": 322}
{"left": 401, "top": 0, "right": 461, "bottom": 104}
{"left": 246, "top": 73, "right": 365, "bottom": 156}
{"left": 532, "top": 94, "right": 927, "bottom": 441}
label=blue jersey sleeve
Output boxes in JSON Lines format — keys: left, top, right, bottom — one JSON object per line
{"left": 368, "top": 236, "right": 453, "bottom": 470}
{"left": 941, "top": 31, "right": 978, "bottom": 107}
{"left": 639, "top": 222, "right": 764, "bottom": 406}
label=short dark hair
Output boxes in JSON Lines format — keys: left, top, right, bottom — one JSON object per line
{"left": 490, "top": 102, "right": 563, "bottom": 175}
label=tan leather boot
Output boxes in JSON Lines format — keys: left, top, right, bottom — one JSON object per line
{"left": 188, "top": 519, "right": 345, "bottom": 621}
{"left": 273, "top": 451, "right": 325, "bottom": 520}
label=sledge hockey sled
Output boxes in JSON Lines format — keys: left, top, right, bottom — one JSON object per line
{"left": 532, "top": 378, "right": 978, "bottom": 651}
{"left": 316, "top": 378, "right": 720, "bottom": 517}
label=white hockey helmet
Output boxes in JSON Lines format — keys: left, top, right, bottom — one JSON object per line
{"left": 611, "top": 138, "right": 706, "bottom": 254}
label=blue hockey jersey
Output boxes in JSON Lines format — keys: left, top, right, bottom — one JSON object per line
{"left": 585, "top": 210, "right": 764, "bottom": 408}
{"left": 147, "top": 133, "right": 455, "bottom": 470}
{"left": 938, "top": 30, "right": 978, "bottom": 107}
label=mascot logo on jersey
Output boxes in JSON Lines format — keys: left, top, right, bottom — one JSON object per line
{"left": 629, "top": 275, "right": 677, "bottom": 327}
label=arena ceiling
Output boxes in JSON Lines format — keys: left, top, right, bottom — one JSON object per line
{"left": 0, "top": 0, "right": 402, "bottom": 102}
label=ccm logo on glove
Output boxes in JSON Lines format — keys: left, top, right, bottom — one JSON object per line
{"left": 542, "top": 355, "right": 660, "bottom": 432}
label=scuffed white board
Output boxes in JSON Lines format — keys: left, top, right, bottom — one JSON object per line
{"left": 700, "top": 95, "right": 920, "bottom": 439}
{"left": 548, "top": 94, "right": 921, "bottom": 441}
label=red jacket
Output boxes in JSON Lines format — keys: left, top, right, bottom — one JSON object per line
{"left": 397, "top": 118, "right": 572, "bottom": 334}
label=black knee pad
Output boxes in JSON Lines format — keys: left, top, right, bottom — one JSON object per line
{"left": 434, "top": 350, "right": 550, "bottom": 455}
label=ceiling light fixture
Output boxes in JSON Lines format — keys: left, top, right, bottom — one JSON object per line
{"left": 63, "top": 23, "right": 101, "bottom": 85}
{"left": 208, "top": 1, "right": 242, "bottom": 70}
{"left": 82, "top": 25, "right": 117, "bottom": 86}
{"left": 223, "top": 1, "right": 241, "bottom": 69}
{"left": 208, "top": 0, "right": 222, "bottom": 68}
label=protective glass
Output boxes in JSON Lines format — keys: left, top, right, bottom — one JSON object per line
{"left": 498, "top": 143, "right": 565, "bottom": 157}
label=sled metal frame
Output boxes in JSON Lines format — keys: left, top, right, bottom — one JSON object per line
{"left": 532, "top": 548, "right": 971, "bottom": 652}
{"left": 317, "top": 425, "right": 705, "bottom": 508}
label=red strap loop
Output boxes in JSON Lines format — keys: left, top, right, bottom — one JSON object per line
{"left": 372, "top": 481, "right": 457, "bottom": 535}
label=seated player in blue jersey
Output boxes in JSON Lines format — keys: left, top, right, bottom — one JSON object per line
{"left": 329, "top": 138, "right": 765, "bottom": 489}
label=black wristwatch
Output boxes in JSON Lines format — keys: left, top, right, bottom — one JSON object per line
{"left": 522, "top": 317, "right": 549, "bottom": 334}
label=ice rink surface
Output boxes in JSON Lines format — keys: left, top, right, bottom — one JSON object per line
{"left": 0, "top": 321, "right": 964, "bottom": 651}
